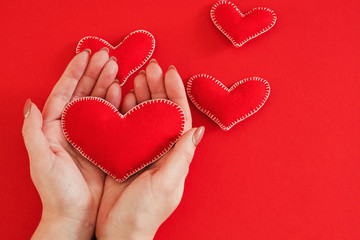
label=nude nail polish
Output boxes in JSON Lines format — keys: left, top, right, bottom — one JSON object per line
{"left": 109, "top": 56, "right": 117, "bottom": 62}
{"left": 83, "top": 48, "right": 91, "bottom": 55}
{"left": 149, "top": 59, "right": 157, "bottom": 64}
{"left": 100, "top": 47, "right": 110, "bottom": 53}
{"left": 168, "top": 65, "right": 177, "bottom": 71}
{"left": 23, "top": 99, "right": 32, "bottom": 118}
{"left": 192, "top": 126, "right": 205, "bottom": 146}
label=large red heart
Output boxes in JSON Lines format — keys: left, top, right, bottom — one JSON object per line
{"left": 76, "top": 30, "right": 155, "bottom": 86}
{"left": 61, "top": 97, "right": 185, "bottom": 182}
{"left": 210, "top": 1, "right": 277, "bottom": 48}
{"left": 187, "top": 74, "right": 270, "bottom": 131}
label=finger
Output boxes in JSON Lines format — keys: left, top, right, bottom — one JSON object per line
{"left": 22, "top": 99, "right": 54, "bottom": 173}
{"left": 134, "top": 70, "right": 151, "bottom": 103}
{"left": 42, "top": 49, "right": 91, "bottom": 122}
{"left": 91, "top": 57, "right": 118, "bottom": 98}
{"left": 105, "top": 80, "right": 122, "bottom": 109}
{"left": 154, "top": 127, "right": 205, "bottom": 187}
{"left": 165, "top": 66, "right": 192, "bottom": 131}
{"left": 121, "top": 90, "right": 137, "bottom": 114}
{"left": 71, "top": 47, "right": 110, "bottom": 100}
{"left": 146, "top": 59, "right": 167, "bottom": 99}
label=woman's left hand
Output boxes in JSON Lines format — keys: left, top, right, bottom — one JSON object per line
{"left": 22, "top": 48, "right": 120, "bottom": 239}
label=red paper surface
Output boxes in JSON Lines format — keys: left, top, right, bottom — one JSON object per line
{"left": 1, "top": 0, "right": 360, "bottom": 239}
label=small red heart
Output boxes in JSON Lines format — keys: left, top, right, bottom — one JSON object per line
{"left": 187, "top": 74, "right": 270, "bottom": 131}
{"left": 61, "top": 97, "right": 185, "bottom": 182}
{"left": 76, "top": 30, "right": 155, "bottom": 86}
{"left": 211, "top": 1, "right": 277, "bottom": 47}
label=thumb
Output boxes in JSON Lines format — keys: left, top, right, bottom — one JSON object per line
{"left": 156, "top": 126, "right": 205, "bottom": 185}
{"left": 22, "top": 99, "right": 53, "bottom": 173}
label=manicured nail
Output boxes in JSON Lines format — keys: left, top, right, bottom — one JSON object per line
{"left": 23, "top": 99, "right": 32, "bottom": 118}
{"left": 139, "top": 70, "right": 146, "bottom": 75}
{"left": 109, "top": 56, "right": 117, "bottom": 62}
{"left": 168, "top": 65, "right": 177, "bottom": 71}
{"left": 100, "top": 47, "right": 110, "bottom": 53}
{"left": 83, "top": 48, "right": 91, "bottom": 55}
{"left": 149, "top": 59, "right": 157, "bottom": 64}
{"left": 192, "top": 126, "right": 205, "bottom": 146}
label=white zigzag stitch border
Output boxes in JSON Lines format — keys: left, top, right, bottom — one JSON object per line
{"left": 186, "top": 74, "right": 270, "bottom": 131}
{"left": 75, "top": 30, "right": 156, "bottom": 86}
{"left": 61, "top": 96, "right": 185, "bottom": 182}
{"left": 210, "top": 1, "right": 277, "bottom": 48}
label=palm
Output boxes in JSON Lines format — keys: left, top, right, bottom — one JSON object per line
{"left": 41, "top": 119, "right": 105, "bottom": 213}
{"left": 97, "top": 151, "right": 176, "bottom": 236}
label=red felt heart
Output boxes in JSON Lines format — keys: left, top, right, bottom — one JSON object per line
{"left": 76, "top": 30, "right": 155, "bottom": 86}
{"left": 187, "top": 74, "right": 270, "bottom": 131}
{"left": 61, "top": 97, "right": 185, "bottom": 182}
{"left": 210, "top": 1, "right": 277, "bottom": 48}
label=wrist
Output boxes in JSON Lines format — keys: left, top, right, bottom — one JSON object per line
{"left": 32, "top": 210, "right": 95, "bottom": 240}
{"left": 98, "top": 227, "right": 156, "bottom": 240}
{"left": 99, "top": 233, "right": 155, "bottom": 240}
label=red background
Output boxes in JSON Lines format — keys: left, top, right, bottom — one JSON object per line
{"left": 1, "top": 0, "right": 359, "bottom": 239}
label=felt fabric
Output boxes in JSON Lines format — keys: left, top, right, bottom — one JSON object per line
{"left": 61, "top": 97, "right": 185, "bottom": 182}
{"left": 76, "top": 30, "right": 155, "bottom": 86}
{"left": 211, "top": 1, "right": 277, "bottom": 48}
{"left": 187, "top": 74, "right": 270, "bottom": 131}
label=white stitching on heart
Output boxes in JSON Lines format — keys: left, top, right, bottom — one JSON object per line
{"left": 75, "top": 30, "right": 155, "bottom": 86}
{"left": 61, "top": 97, "right": 185, "bottom": 182}
{"left": 186, "top": 74, "right": 270, "bottom": 131}
{"left": 210, "top": 1, "right": 277, "bottom": 48}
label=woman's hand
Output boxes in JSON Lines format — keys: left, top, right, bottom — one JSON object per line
{"left": 95, "top": 60, "right": 205, "bottom": 240}
{"left": 23, "top": 49, "right": 204, "bottom": 239}
{"left": 22, "top": 48, "right": 121, "bottom": 239}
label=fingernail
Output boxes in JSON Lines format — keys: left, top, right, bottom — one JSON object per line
{"left": 139, "top": 70, "right": 146, "bottom": 75}
{"left": 100, "top": 47, "right": 110, "bottom": 53}
{"left": 192, "top": 126, "right": 205, "bottom": 146}
{"left": 109, "top": 56, "right": 117, "bottom": 62}
{"left": 83, "top": 48, "right": 91, "bottom": 55}
{"left": 23, "top": 99, "right": 32, "bottom": 118}
{"left": 114, "top": 79, "right": 120, "bottom": 84}
{"left": 168, "top": 65, "right": 177, "bottom": 71}
{"left": 129, "top": 89, "right": 135, "bottom": 93}
{"left": 149, "top": 59, "right": 157, "bottom": 64}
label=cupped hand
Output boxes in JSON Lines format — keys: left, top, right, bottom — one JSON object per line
{"left": 22, "top": 48, "right": 121, "bottom": 239}
{"left": 95, "top": 60, "right": 205, "bottom": 240}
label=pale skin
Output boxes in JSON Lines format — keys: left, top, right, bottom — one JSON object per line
{"left": 22, "top": 48, "right": 205, "bottom": 240}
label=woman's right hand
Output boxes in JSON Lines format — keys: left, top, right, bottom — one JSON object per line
{"left": 95, "top": 60, "right": 205, "bottom": 240}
